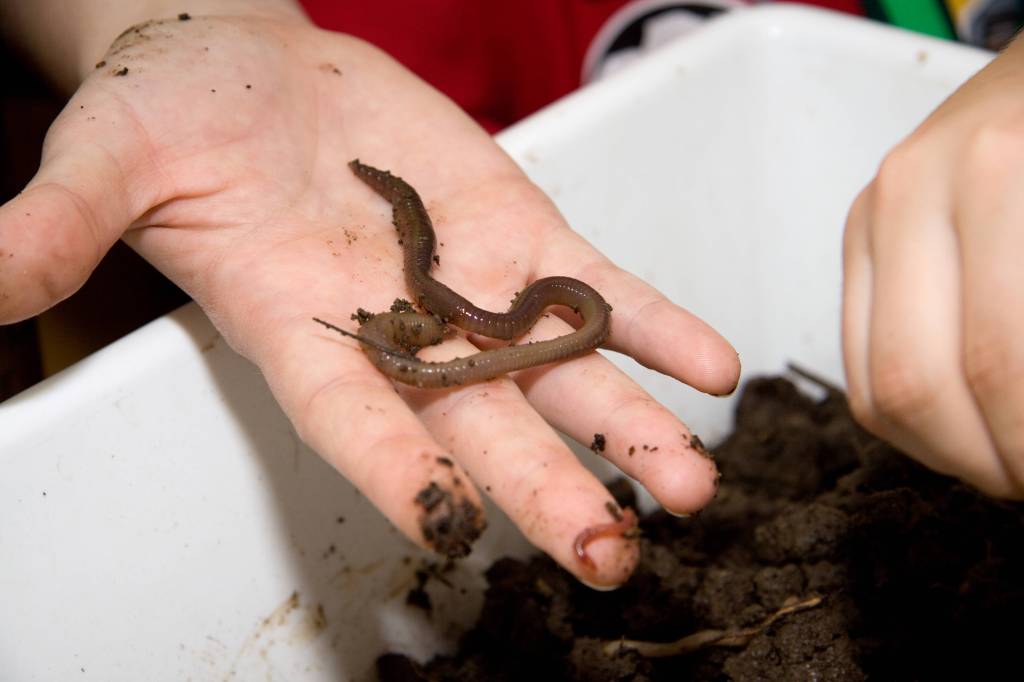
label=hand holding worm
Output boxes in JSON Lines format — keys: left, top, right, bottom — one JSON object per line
{"left": 315, "top": 160, "right": 612, "bottom": 388}
{"left": 0, "top": 7, "right": 739, "bottom": 586}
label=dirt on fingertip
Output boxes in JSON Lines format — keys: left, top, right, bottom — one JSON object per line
{"left": 415, "top": 482, "right": 486, "bottom": 559}
{"left": 380, "top": 375, "right": 1024, "bottom": 681}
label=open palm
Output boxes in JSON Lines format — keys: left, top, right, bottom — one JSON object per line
{"left": 0, "top": 14, "right": 739, "bottom": 586}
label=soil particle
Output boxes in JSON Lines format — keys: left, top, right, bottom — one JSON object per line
{"left": 351, "top": 308, "right": 375, "bottom": 324}
{"left": 406, "top": 569, "right": 432, "bottom": 613}
{"left": 382, "top": 375, "right": 1024, "bottom": 680}
{"left": 377, "top": 653, "right": 428, "bottom": 681}
{"left": 606, "top": 477, "right": 637, "bottom": 511}
{"left": 415, "top": 482, "right": 446, "bottom": 511}
{"left": 414, "top": 482, "right": 486, "bottom": 559}
{"left": 390, "top": 298, "right": 415, "bottom": 314}
{"left": 689, "top": 433, "right": 712, "bottom": 459}
{"left": 313, "top": 603, "right": 328, "bottom": 632}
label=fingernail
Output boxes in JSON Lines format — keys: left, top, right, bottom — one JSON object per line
{"left": 578, "top": 577, "right": 625, "bottom": 592}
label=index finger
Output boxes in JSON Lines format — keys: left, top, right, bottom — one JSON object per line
{"left": 266, "top": 317, "right": 488, "bottom": 557}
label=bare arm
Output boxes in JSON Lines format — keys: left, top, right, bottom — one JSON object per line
{"left": 1, "top": 0, "right": 308, "bottom": 92}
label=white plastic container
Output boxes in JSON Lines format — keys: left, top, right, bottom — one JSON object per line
{"left": 0, "top": 6, "right": 992, "bottom": 680}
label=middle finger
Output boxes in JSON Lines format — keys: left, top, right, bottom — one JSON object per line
{"left": 402, "top": 333, "right": 640, "bottom": 588}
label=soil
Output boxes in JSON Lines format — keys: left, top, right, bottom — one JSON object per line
{"left": 378, "top": 374, "right": 1024, "bottom": 680}
{"left": 414, "top": 481, "right": 486, "bottom": 559}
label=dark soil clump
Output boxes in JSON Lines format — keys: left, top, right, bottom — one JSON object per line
{"left": 415, "top": 482, "right": 486, "bottom": 559}
{"left": 380, "top": 375, "right": 1024, "bottom": 680}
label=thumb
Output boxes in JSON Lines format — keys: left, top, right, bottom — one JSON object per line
{"left": 0, "top": 140, "right": 135, "bottom": 323}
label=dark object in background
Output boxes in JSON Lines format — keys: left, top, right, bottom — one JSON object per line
{"left": 0, "top": 43, "right": 56, "bottom": 400}
{"left": 379, "top": 374, "right": 1024, "bottom": 681}
{"left": 866, "top": 0, "right": 1024, "bottom": 49}
{"left": 0, "top": 319, "right": 41, "bottom": 401}
{"left": 953, "top": 0, "right": 1024, "bottom": 50}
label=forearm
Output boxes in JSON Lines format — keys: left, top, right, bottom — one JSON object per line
{"left": 0, "top": 0, "right": 309, "bottom": 93}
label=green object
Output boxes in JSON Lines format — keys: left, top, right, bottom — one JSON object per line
{"left": 867, "top": 0, "right": 956, "bottom": 39}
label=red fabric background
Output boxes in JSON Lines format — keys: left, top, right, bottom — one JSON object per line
{"left": 298, "top": 1, "right": 864, "bottom": 131}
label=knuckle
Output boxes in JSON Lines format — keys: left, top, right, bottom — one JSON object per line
{"left": 869, "top": 358, "right": 941, "bottom": 423}
{"left": 963, "top": 123, "right": 1024, "bottom": 177}
{"left": 871, "top": 142, "right": 922, "bottom": 206}
{"left": 963, "top": 328, "right": 1024, "bottom": 400}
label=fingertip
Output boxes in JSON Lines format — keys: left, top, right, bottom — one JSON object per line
{"left": 346, "top": 437, "right": 490, "bottom": 560}
{"left": 0, "top": 186, "right": 106, "bottom": 322}
{"left": 571, "top": 519, "right": 640, "bottom": 589}
{"left": 577, "top": 552, "right": 637, "bottom": 591}
{"left": 666, "top": 319, "right": 741, "bottom": 397}
{"left": 700, "top": 342, "right": 741, "bottom": 397}
{"left": 645, "top": 436, "right": 720, "bottom": 515}
{"left": 354, "top": 435, "right": 489, "bottom": 559}
{"left": 624, "top": 298, "right": 741, "bottom": 397}
{"left": 411, "top": 467, "right": 489, "bottom": 559}
{"left": 291, "top": 364, "right": 490, "bottom": 560}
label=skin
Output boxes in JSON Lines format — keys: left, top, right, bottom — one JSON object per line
{"left": 574, "top": 505, "right": 638, "bottom": 569}
{"left": 318, "top": 160, "right": 612, "bottom": 389}
{"left": 0, "top": 0, "right": 738, "bottom": 587}
{"left": 843, "top": 33, "right": 1024, "bottom": 500}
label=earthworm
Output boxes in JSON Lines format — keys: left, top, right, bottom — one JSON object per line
{"left": 315, "top": 159, "right": 612, "bottom": 388}
{"left": 573, "top": 505, "right": 639, "bottom": 568}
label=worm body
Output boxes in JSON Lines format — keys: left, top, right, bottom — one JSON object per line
{"left": 329, "top": 160, "right": 611, "bottom": 388}
{"left": 573, "top": 507, "right": 638, "bottom": 568}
